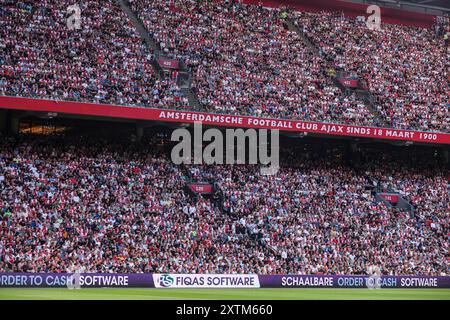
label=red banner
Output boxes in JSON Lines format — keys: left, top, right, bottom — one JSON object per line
{"left": 188, "top": 183, "right": 214, "bottom": 194}
{"left": 0, "top": 96, "right": 449, "bottom": 145}
{"left": 379, "top": 193, "right": 400, "bottom": 204}
{"left": 157, "top": 58, "right": 179, "bottom": 70}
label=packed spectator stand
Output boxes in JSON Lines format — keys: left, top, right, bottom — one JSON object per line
{"left": 0, "top": 0, "right": 448, "bottom": 132}
{"left": 0, "top": 0, "right": 448, "bottom": 277}
{"left": 188, "top": 145, "right": 449, "bottom": 275}
{"left": 0, "top": 0, "right": 188, "bottom": 109}
{"left": 129, "top": 0, "right": 376, "bottom": 125}
{"left": 294, "top": 10, "right": 450, "bottom": 132}
{"left": 0, "top": 133, "right": 448, "bottom": 275}
{"left": 0, "top": 134, "right": 272, "bottom": 273}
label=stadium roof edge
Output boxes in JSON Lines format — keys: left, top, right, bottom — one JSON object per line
{"left": 344, "top": 0, "right": 450, "bottom": 15}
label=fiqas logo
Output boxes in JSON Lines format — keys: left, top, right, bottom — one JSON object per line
{"left": 159, "top": 274, "right": 174, "bottom": 288}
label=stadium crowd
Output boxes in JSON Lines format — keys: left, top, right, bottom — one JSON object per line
{"left": 190, "top": 147, "right": 449, "bottom": 275}
{"left": 0, "top": 0, "right": 187, "bottom": 109}
{"left": 0, "top": 134, "right": 448, "bottom": 275}
{"left": 295, "top": 10, "right": 450, "bottom": 132}
{"left": 1, "top": 0, "right": 448, "bottom": 133}
{"left": 128, "top": 0, "right": 375, "bottom": 124}
{"left": 0, "top": 135, "right": 273, "bottom": 273}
